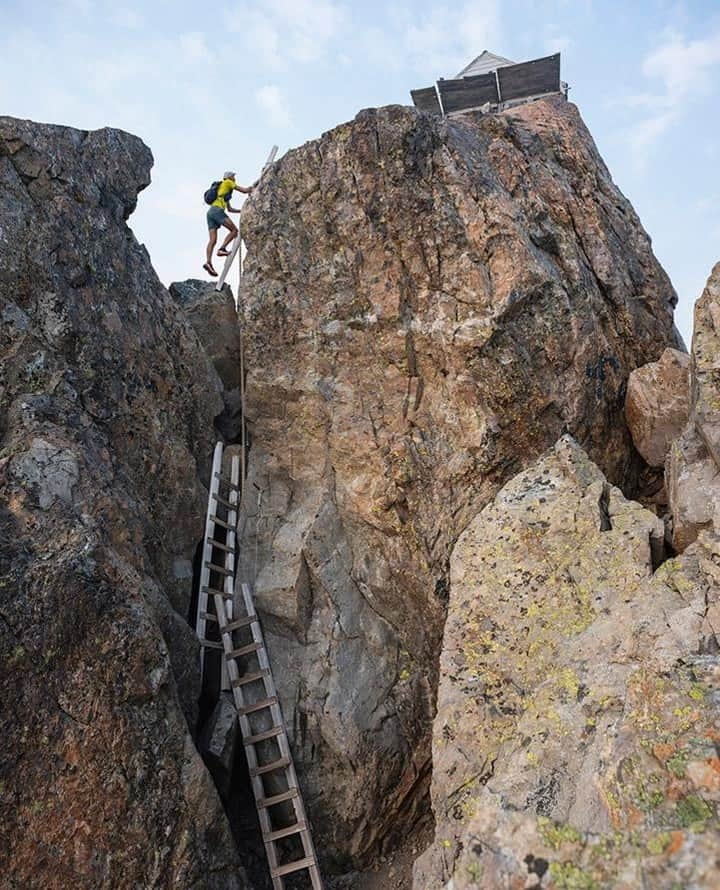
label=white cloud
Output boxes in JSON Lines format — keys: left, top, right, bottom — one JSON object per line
{"left": 179, "top": 31, "right": 210, "bottom": 61}
{"left": 255, "top": 84, "right": 291, "bottom": 127}
{"left": 626, "top": 28, "right": 720, "bottom": 168}
{"left": 228, "top": 0, "right": 345, "bottom": 67}
{"left": 402, "top": 0, "right": 501, "bottom": 75}
{"left": 110, "top": 7, "right": 144, "bottom": 28}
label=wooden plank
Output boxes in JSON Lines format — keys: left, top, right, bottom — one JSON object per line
{"left": 198, "top": 638, "right": 224, "bottom": 650}
{"left": 212, "top": 493, "right": 237, "bottom": 510}
{"left": 208, "top": 537, "right": 235, "bottom": 554}
{"left": 201, "top": 585, "right": 233, "bottom": 600}
{"left": 497, "top": 53, "right": 560, "bottom": 102}
{"left": 258, "top": 788, "right": 299, "bottom": 808}
{"left": 221, "top": 614, "right": 259, "bottom": 633}
{"left": 200, "top": 611, "right": 217, "bottom": 622}
{"left": 271, "top": 857, "right": 314, "bottom": 878}
{"left": 266, "top": 822, "right": 307, "bottom": 842}
{"left": 437, "top": 72, "right": 498, "bottom": 113}
{"left": 225, "top": 641, "right": 263, "bottom": 659}
{"left": 250, "top": 756, "right": 291, "bottom": 777}
{"left": 209, "top": 514, "right": 235, "bottom": 531}
{"left": 410, "top": 86, "right": 441, "bottom": 114}
{"left": 239, "top": 696, "right": 278, "bottom": 716}
{"left": 205, "top": 562, "right": 234, "bottom": 576}
{"left": 214, "top": 471, "right": 241, "bottom": 490}
{"left": 244, "top": 725, "right": 284, "bottom": 745}
{"left": 231, "top": 669, "right": 270, "bottom": 687}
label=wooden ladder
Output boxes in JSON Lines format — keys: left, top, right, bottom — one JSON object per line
{"left": 198, "top": 442, "right": 323, "bottom": 890}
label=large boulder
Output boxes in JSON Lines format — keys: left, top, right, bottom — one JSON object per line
{"left": 668, "top": 263, "right": 720, "bottom": 551}
{"left": 169, "top": 279, "right": 242, "bottom": 441}
{"left": 625, "top": 347, "right": 690, "bottom": 467}
{"left": 415, "top": 436, "right": 719, "bottom": 889}
{"left": 0, "top": 117, "right": 247, "bottom": 887}
{"left": 236, "top": 97, "right": 681, "bottom": 865}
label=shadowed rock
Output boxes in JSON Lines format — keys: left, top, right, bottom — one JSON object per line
{"left": 0, "top": 117, "right": 247, "bottom": 888}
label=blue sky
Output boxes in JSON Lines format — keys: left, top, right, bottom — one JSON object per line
{"left": 2, "top": 1, "right": 719, "bottom": 343}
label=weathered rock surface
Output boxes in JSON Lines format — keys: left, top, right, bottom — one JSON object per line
{"left": 415, "top": 436, "right": 720, "bottom": 889}
{"left": 626, "top": 347, "right": 690, "bottom": 467}
{"left": 0, "top": 117, "right": 247, "bottom": 887}
{"left": 668, "top": 263, "right": 720, "bottom": 552}
{"left": 170, "top": 279, "right": 242, "bottom": 441}
{"left": 237, "top": 97, "right": 680, "bottom": 865}
{"left": 200, "top": 692, "right": 240, "bottom": 801}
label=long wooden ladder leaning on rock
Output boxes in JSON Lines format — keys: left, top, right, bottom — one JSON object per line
{"left": 197, "top": 441, "right": 323, "bottom": 890}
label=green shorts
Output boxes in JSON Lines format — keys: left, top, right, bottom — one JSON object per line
{"left": 207, "top": 206, "right": 228, "bottom": 230}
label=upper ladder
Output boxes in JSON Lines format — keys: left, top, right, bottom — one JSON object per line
{"left": 198, "top": 441, "right": 323, "bottom": 890}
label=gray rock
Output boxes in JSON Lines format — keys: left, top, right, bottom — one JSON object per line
{"left": 200, "top": 692, "right": 240, "bottom": 800}
{"left": 0, "top": 116, "right": 246, "bottom": 888}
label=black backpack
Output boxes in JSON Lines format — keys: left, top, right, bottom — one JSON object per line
{"left": 204, "top": 181, "right": 221, "bottom": 204}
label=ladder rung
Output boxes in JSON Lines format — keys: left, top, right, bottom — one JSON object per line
{"left": 271, "top": 857, "right": 315, "bottom": 878}
{"left": 205, "top": 562, "right": 233, "bottom": 576}
{"left": 214, "top": 472, "right": 241, "bottom": 491}
{"left": 200, "top": 611, "right": 217, "bottom": 622}
{"left": 266, "top": 822, "right": 307, "bottom": 842}
{"left": 239, "top": 696, "right": 277, "bottom": 716}
{"left": 245, "top": 725, "right": 284, "bottom": 746}
{"left": 226, "top": 642, "right": 263, "bottom": 660}
{"left": 199, "top": 639, "right": 223, "bottom": 650}
{"left": 221, "top": 614, "right": 257, "bottom": 633}
{"left": 213, "top": 493, "right": 238, "bottom": 510}
{"left": 250, "top": 757, "right": 291, "bottom": 777}
{"left": 202, "top": 586, "right": 233, "bottom": 600}
{"left": 258, "top": 788, "right": 298, "bottom": 809}
{"left": 209, "top": 514, "right": 235, "bottom": 531}
{"left": 232, "top": 669, "right": 270, "bottom": 687}
{"left": 207, "top": 537, "right": 235, "bottom": 554}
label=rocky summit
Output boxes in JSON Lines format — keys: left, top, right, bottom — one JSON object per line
{"left": 237, "top": 97, "right": 680, "bottom": 866}
{"left": 1, "top": 93, "right": 717, "bottom": 890}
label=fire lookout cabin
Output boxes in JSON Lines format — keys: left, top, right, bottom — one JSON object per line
{"left": 411, "top": 50, "right": 568, "bottom": 117}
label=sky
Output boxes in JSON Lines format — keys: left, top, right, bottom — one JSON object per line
{"left": 1, "top": 1, "right": 719, "bottom": 343}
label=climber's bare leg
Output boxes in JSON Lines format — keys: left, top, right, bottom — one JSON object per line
{"left": 203, "top": 229, "right": 219, "bottom": 275}
{"left": 217, "top": 219, "right": 238, "bottom": 256}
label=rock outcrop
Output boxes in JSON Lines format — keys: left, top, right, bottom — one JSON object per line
{"left": 625, "top": 347, "right": 690, "bottom": 468}
{"left": 415, "top": 436, "right": 719, "bottom": 889}
{"left": 170, "top": 279, "right": 242, "bottom": 441}
{"left": 0, "top": 118, "right": 247, "bottom": 887}
{"left": 237, "top": 97, "right": 681, "bottom": 865}
{"left": 667, "top": 263, "right": 720, "bottom": 552}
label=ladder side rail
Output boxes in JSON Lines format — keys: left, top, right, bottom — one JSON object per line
{"left": 219, "top": 453, "right": 240, "bottom": 691}
{"left": 216, "top": 145, "right": 279, "bottom": 292}
{"left": 239, "top": 583, "right": 324, "bottom": 888}
{"left": 213, "top": 592, "right": 283, "bottom": 887}
{"left": 196, "top": 442, "right": 224, "bottom": 680}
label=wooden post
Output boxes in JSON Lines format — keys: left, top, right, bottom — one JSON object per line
{"left": 197, "top": 442, "right": 224, "bottom": 681}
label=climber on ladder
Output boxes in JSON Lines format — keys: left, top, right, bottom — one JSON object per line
{"left": 203, "top": 171, "right": 253, "bottom": 277}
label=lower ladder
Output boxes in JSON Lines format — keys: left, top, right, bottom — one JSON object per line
{"left": 198, "top": 442, "right": 323, "bottom": 890}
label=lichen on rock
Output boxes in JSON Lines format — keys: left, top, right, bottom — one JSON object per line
{"left": 415, "top": 435, "right": 719, "bottom": 889}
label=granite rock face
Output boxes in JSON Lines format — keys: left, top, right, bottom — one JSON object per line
{"left": 0, "top": 117, "right": 246, "bottom": 887}
{"left": 667, "top": 263, "right": 720, "bottom": 552}
{"left": 415, "top": 436, "right": 719, "bottom": 889}
{"left": 237, "top": 98, "right": 680, "bottom": 865}
{"left": 170, "top": 279, "right": 242, "bottom": 441}
{"left": 626, "top": 347, "right": 690, "bottom": 467}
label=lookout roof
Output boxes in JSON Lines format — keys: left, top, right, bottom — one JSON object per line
{"left": 455, "top": 50, "right": 515, "bottom": 79}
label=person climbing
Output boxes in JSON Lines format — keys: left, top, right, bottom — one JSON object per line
{"left": 203, "top": 171, "right": 253, "bottom": 277}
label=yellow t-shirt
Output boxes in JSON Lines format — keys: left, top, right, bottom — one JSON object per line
{"left": 212, "top": 179, "right": 235, "bottom": 210}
